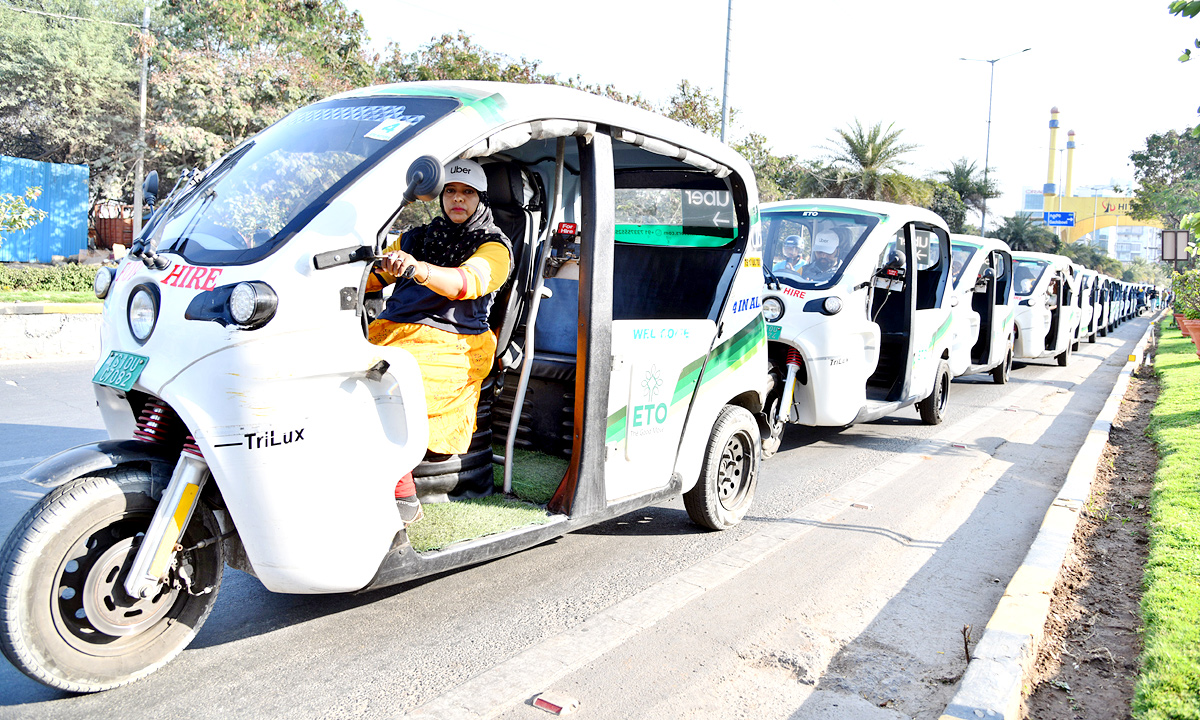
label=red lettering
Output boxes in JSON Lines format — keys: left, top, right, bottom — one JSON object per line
{"left": 161, "top": 264, "right": 186, "bottom": 287}
{"left": 187, "top": 266, "right": 210, "bottom": 290}
{"left": 202, "top": 268, "right": 222, "bottom": 290}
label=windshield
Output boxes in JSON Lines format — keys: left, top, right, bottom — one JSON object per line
{"left": 950, "top": 244, "right": 977, "bottom": 288}
{"left": 156, "top": 96, "right": 459, "bottom": 265}
{"left": 1013, "top": 259, "right": 1048, "bottom": 296}
{"left": 760, "top": 208, "right": 881, "bottom": 289}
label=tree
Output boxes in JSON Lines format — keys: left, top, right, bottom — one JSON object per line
{"left": 731, "top": 133, "right": 811, "bottom": 203}
{"left": 376, "top": 31, "right": 652, "bottom": 111}
{"left": 1129, "top": 128, "right": 1200, "bottom": 228}
{"left": 0, "top": 186, "right": 48, "bottom": 247}
{"left": 664, "top": 80, "right": 730, "bottom": 137}
{"left": 820, "top": 120, "right": 928, "bottom": 203}
{"left": 150, "top": 0, "right": 375, "bottom": 183}
{"left": 1060, "top": 239, "right": 1123, "bottom": 277}
{"left": 926, "top": 182, "right": 967, "bottom": 233}
{"left": 0, "top": 0, "right": 144, "bottom": 199}
{"left": 934, "top": 157, "right": 999, "bottom": 218}
{"left": 990, "top": 214, "right": 1057, "bottom": 252}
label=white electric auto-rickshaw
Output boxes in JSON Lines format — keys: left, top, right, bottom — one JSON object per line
{"left": 759, "top": 199, "right": 954, "bottom": 455}
{"left": 1011, "top": 251, "right": 1080, "bottom": 366}
{"left": 947, "top": 234, "right": 1016, "bottom": 383}
{"left": 0, "top": 81, "right": 769, "bottom": 692}
{"left": 1073, "top": 266, "right": 1101, "bottom": 344}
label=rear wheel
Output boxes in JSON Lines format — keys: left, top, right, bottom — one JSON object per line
{"left": 684, "top": 406, "right": 759, "bottom": 530}
{"left": 0, "top": 468, "right": 223, "bottom": 692}
{"left": 917, "top": 360, "right": 950, "bottom": 425}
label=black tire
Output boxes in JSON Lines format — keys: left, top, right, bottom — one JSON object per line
{"left": 917, "top": 360, "right": 950, "bottom": 425}
{"left": 991, "top": 345, "right": 1013, "bottom": 385}
{"left": 1057, "top": 341, "right": 1072, "bottom": 367}
{"left": 0, "top": 468, "right": 223, "bottom": 692}
{"left": 684, "top": 405, "right": 759, "bottom": 530}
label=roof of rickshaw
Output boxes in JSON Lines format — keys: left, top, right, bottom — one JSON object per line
{"left": 760, "top": 198, "right": 948, "bottom": 228}
{"left": 1010, "top": 250, "right": 1074, "bottom": 268}
{"left": 950, "top": 233, "right": 1011, "bottom": 253}
{"left": 327, "top": 81, "right": 754, "bottom": 178}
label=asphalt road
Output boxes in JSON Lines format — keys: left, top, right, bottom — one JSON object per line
{"left": 0, "top": 316, "right": 1151, "bottom": 720}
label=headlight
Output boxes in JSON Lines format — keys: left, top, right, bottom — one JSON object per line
{"left": 93, "top": 266, "right": 114, "bottom": 299}
{"left": 822, "top": 296, "right": 843, "bottom": 315}
{"left": 228, "top": 282, "right": 278, "bottom": 329}
{"left": 127, "top": 284, "right": 159, "bottom": 343}
{"left": 762, "top": 296, "right": 784, "bottom": 322}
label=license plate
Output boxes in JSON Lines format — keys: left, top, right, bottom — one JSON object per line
{"left": 766, "top": 324, "right": 782, "bottom": 340}
{"left": 93, "top": 351, "right": 149, "bottom": 392}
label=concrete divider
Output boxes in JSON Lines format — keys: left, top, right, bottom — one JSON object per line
{"left": 0, "top": 304, "right": 102, "bottom": 361}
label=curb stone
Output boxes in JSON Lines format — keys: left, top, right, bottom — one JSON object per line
{"left": 938, "top": 310, "right": 1162, "bottom": 720}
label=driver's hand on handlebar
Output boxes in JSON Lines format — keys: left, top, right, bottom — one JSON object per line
{"left": 380, "top": 251, "right": 416, "bottom": 279}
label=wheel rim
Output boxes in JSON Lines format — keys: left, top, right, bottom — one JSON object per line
{"left": 936, "top": 371, "right": 949, "bottom": 413}
{"left": 717, "top": 431, "right": 753, "bottom": 511}
{"left": 81, "top": 537, "right": 178, "bottom": 637}
{"left": 50, "top": 512, "right": 182, "bottom": 656}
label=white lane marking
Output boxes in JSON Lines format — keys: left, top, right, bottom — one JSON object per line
{"left": 401, "top": 381, "right": 1053, "bottom": 719}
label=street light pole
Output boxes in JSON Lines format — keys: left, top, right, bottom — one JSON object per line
{"left": 719, "top": 0, "right": 733, "bottom": 143}
{"left": 961, "top": 47, "right": 1030, "bottom": 237}
{"left": 132, "top": 5, "right": 150, "bottom": 239}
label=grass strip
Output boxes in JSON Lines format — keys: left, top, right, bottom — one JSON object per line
{"left": 492, "top": 446, "right": 569, "bottom": 505}
{"left": 0, "top": 291, "right": 100, "bottom": 304}
{"left": 1136, "top": 319, "right": 1200, "bottom": 719}
{"left": 406, "top": 495, "right": 550, "bottom": 553}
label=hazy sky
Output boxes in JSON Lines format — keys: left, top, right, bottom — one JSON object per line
{"left": 347, "top": 0, "right": 1198, "bottom": 227}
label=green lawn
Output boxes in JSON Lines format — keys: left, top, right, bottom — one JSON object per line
{"left": 1136, "top": 320, "right": 1200, "bottom": 719}
{"left": 0, "top": 291, "right": 99, "bottom": 304}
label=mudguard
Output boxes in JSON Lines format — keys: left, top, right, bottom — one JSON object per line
{"left": 21, "top": 440, "right": 177, "bottom": 488}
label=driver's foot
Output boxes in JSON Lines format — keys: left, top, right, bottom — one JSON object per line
{"left": 396, "top": 494, "right": 424, "bottom": 527}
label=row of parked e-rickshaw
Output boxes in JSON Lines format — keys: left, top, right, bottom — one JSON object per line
{"left": 0, "top": 80, "right": 1159, "bottom": 693}
{"left": 757, "top": 199, "right": 1159, "bottom": 455}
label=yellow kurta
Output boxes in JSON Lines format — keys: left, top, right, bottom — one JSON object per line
{"left": 368, "top": 241, "right": 511, "bottom": 455}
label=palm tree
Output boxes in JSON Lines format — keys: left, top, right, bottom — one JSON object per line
{"left": 990, "top": 214, "right": 1056, "bottom": 252}
{"left": 935, "top": 158, "right": 1000, "bottom": 216}
{"left": 821, "top": 120, "right": 926, "bottom": 203}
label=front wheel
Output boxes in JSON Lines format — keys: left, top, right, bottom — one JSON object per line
{"left": 684, "top": 405, "right": 760, "bottom": 530}
{"left": 917, "top": 360, "right": 950, "bottom": 425}
{"left": 760, "top": 365, "right": 785, "bottom": 459}
{"left": 991, "top": 345, "right": 1013, "bottom": 385}
{"left": 0, "top": 468, "right": 224, "bottom": 692}
{"left": 1057, "top": 341, "right": 1072, "bottom": 367}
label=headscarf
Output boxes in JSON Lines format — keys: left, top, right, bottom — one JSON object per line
{"left": 404, "top": 191, "right": 513, "bottom": 276}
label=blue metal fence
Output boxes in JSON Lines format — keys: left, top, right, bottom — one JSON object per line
{"left": 0, "top": 156, "right": 89, "bottom": 263}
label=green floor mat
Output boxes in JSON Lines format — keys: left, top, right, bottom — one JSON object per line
{"left": 492, "top": 446, "right": 570, "bottom": 505}
{"left": 406, "top": 495, "right": 551, "bottom": 553}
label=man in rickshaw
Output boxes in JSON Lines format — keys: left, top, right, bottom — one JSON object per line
{"left": 800, "top": 230, "right": 842, "bottom": 282}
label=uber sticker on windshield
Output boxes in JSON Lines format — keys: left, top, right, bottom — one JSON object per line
{"left": 365, "top": 118, "right": 413, "bottom": 141}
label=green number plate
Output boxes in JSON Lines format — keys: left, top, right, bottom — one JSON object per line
{"left": 766, "top": 324, "right": 782, "bottom": 340}
{"left": 93, "top": 351, "right": 149, "bottom": 392}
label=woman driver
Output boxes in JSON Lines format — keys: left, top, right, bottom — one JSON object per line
{"left": 367, "top": 158, "right": 513, "bottom": 525}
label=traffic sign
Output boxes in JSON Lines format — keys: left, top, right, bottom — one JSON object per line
{"left": 1043, "top": 211, "right": 1075, "bottom": 227}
